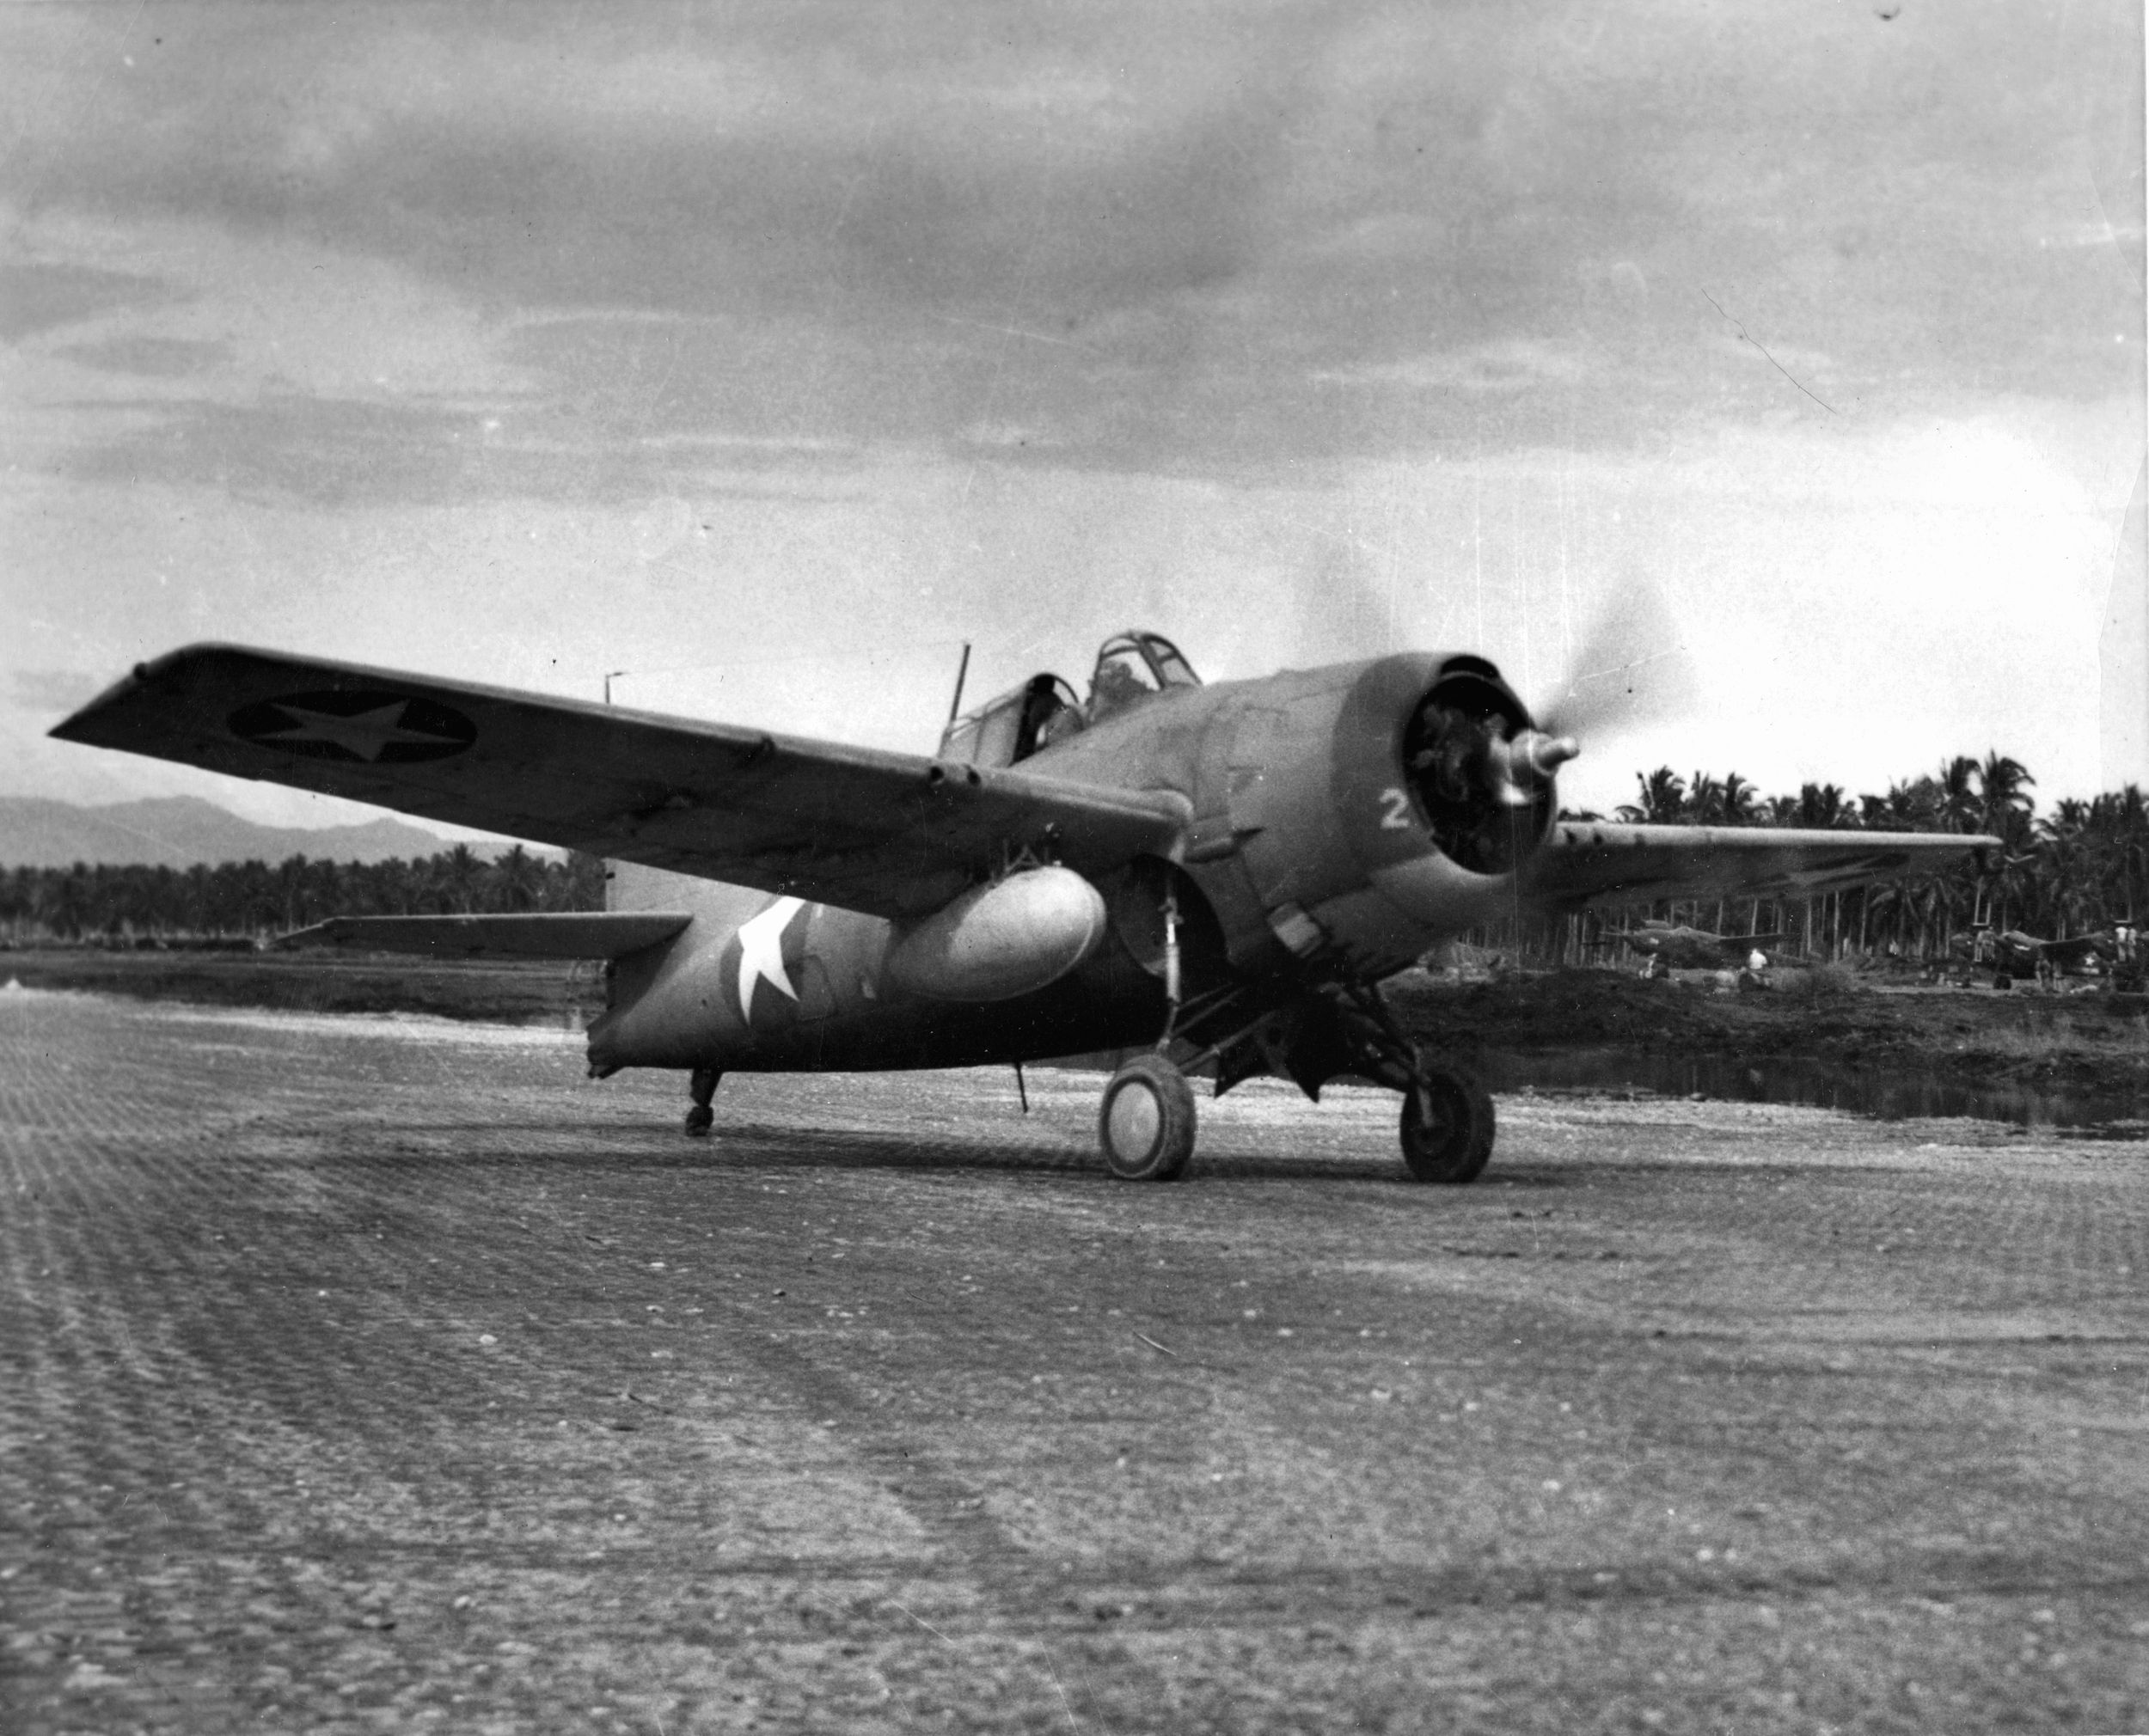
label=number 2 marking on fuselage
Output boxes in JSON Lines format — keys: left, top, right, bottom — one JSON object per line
{"left": 1379, "top": 786, "right": 1412, "bottom": 829}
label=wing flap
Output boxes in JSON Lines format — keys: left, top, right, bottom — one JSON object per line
{"left": 52, "top": 645, "right": 1191, "bottom": 920}
{"left": 1526, "top": 822, "right": 1999, "bottom": 910}
{"left": 277, "top": 912, "right": 693, "bottom": 959}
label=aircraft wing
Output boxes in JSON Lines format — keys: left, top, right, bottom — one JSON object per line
{"left": 52, "top": 645, "right": 1192, "bottom": 921}
{"left": 1525, "top": 822, "right": 1997, "bottom": 910}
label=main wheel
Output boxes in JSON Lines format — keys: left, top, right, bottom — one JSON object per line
{"left": 1399, "top": 1067, "right": 1495, "bottom": 1184}
{"left": 1099, "top": 1054, "right": 1197, "bottom": 1181}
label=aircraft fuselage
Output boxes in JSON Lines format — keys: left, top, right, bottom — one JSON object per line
{"left": 586, "top": 868, "right": 1169, "bottom": 1074}
{"left": 587, "top": 651, "right": 1555, "bottom": 1078}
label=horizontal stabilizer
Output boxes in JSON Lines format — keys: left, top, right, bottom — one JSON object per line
{"left": 278, "top": 912, "right": 692, "bottom": 960}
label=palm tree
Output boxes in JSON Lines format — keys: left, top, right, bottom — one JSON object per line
{"left": 1796, "top": 783, "right": 1853, "bottom": 829}
{"left": 1977, "top": 752, "right": 2036, "bottom": 849}
{"left": 1935, "top": 756, "right": 1981, "bottom": 834}
{"left": 1969, "top": 753, "right": 2037, "bottom": 928}
{"left": 437, "top": 844, "right": 485, "bottom": 914}
{"left": 2035, "top": 801, "right": 2092, "bottom": 937}
{"left": 1719, "top": 773, "right": 1759, "bottom": 827}
{"left": 1619, "top": 767, "right": 1687, "bottom": 823}
{"left": 1687, "top": 772, "right": 1727, "bottom": 826}
{"left": 2102, "top": 785, "right": 2149, "bottom": 925}
{"left": 496, "top": 845, "right": 546, "bottom": 913}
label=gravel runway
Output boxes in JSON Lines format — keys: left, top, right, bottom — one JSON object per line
{"left": 3, "top": 988, "right": 2146, "bottom": 1733}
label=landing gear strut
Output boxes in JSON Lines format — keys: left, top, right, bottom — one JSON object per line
{"left": 1098, "top": 1053, "right": 1196, "bottom": 1181}
{"left": 1182, "top": 981, "right": 1501, "bottom": 1184}
{"left": 1098, "top": 877, "right": 1198, "bottom": 1181}
{"left": 684, "top": 1067, "right": 720, "bottom": 1137}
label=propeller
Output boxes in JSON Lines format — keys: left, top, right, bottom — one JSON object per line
{"left": 1533, "top": 573, "right": 1702, "bottom": 744}
{"left": 1465, "top": 575, "right": 1703, "bottom": 811}
{"left": 1381, "top": 559, "right": 1705, "bottom": 818}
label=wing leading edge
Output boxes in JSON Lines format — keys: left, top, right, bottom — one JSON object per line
{"left": 1525, "top": 822, "right": 1999, "bottom": 911}
{"left": 52, "top": 645, "right": 1191, "bottom": 921}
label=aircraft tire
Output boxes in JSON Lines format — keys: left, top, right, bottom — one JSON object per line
{"left": 1399, "top": 1065, "right": 1495, "bottom": 1184}
{"left": 1099, "top": 1054, "right": 1196, "bottom": 1182}
{"left": 683, "top": 1104, "right": 714, "bottom": 1137}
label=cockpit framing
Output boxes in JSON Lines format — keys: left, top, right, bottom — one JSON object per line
{"left": 939, "top": 629, "right": 1203, "bottom": 769}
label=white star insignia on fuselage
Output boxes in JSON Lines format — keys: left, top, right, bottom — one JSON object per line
{"left": 735, "top": 897, "right": 807, "bottom": 1019}
{"left": 252, "top": 700, "right": 460, "bottom": 762}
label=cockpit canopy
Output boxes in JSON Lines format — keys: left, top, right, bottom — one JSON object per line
{"left": 938, "top": 671, "right": 1085, "bottom": 769}
{"left": 1087, "top": 631, "right": 1200, "bottom": 720}
{"left": 938, "top": 629, "right": 1201, "bottom": 768}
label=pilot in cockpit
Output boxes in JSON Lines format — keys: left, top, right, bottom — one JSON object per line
{"left": 1088, "top": 654, "right": 1153, "bottom": 719}
{"left": 1087, "top": 631, "right": 1199, "bottom": 724}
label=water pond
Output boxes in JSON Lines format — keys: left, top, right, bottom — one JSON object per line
{"left": 1481, "top": 1045, "right": 2149, "bottom": 1141}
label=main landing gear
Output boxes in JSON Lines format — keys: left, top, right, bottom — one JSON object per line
{"left": 683, "top": 1067, "right": 720, "bottom": 1137}
{"left": 1094, "top": 987, "right": 1496, "bottom": 1184}
{"left": 1099, "top": 1053, "right": 1197, "bottom": 1181}
{"left": 1398, "top": 1063, "right": 1496, "bottom": 1184}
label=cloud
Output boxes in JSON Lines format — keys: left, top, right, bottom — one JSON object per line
{"left": 5, "top": 0, "right": 2136, "bottom": 493}
{"left": 0, "top": 262, "right": 175, "bottom": 342}
{"left": 58, "top": 336, "right": 229, "bottom": 378}
{"left": 58, "top": 388, "right": 862, "bottom": 508}
{"left": 1318, "top": 340, "right": 1589, "bottom": 396}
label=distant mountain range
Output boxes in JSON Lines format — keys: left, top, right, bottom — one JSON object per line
{"left": 0, "top": 797, "right": 474, "bottom": 870}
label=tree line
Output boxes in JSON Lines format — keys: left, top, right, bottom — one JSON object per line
{"left": 0, "top": 846, "right": 606, "bottom": 945}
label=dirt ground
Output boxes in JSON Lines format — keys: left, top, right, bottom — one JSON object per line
{"left": 3, "top": 987, "right": 2146, "bottom": 1733}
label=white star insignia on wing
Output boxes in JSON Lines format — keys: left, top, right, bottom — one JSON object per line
{"left": 251, "top": 700, "right": 461, "bottom": 762}
{"left": 736, "top": 897, "right": 806, "bottom": 1018}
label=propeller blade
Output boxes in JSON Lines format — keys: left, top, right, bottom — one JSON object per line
{"left": 1535, "top": 575, "right": 1702, "bottom": 741}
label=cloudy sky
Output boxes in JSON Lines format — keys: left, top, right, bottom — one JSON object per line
{"left": 3, "top": 0, "right": 2142, "bottom": 831}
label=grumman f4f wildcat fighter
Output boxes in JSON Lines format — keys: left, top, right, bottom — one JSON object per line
{"left": 53, "top": 631, "right": 1993, "bottom": 1183}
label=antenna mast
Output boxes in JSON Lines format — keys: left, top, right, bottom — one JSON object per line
{"left": 944, "top": 641, "right": 972, "bottom": 730}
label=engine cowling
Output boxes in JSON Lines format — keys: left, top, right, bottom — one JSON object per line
{"left": 1187, "top": 653, "right": 1568, "bottom": 978}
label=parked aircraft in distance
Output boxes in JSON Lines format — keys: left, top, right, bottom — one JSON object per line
{"left": 53, "top": 630, "right": 1995, "bottom": 1183}
{"left": 1591, "top": 921, "right": 1798, "bottom": 974}
{"left": 1951, "top": 925, "right": 2111, "bottom": 989}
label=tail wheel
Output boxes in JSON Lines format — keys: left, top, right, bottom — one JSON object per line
{"left": 1099, "top": 1054, "right": 1197, "bottom": 1181}
{"left": 683, "top": 1067, "right": 719, "bottom": 1138}
{"left": 1400, "top": 1066, "right": 1495, "bottom": 1184}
